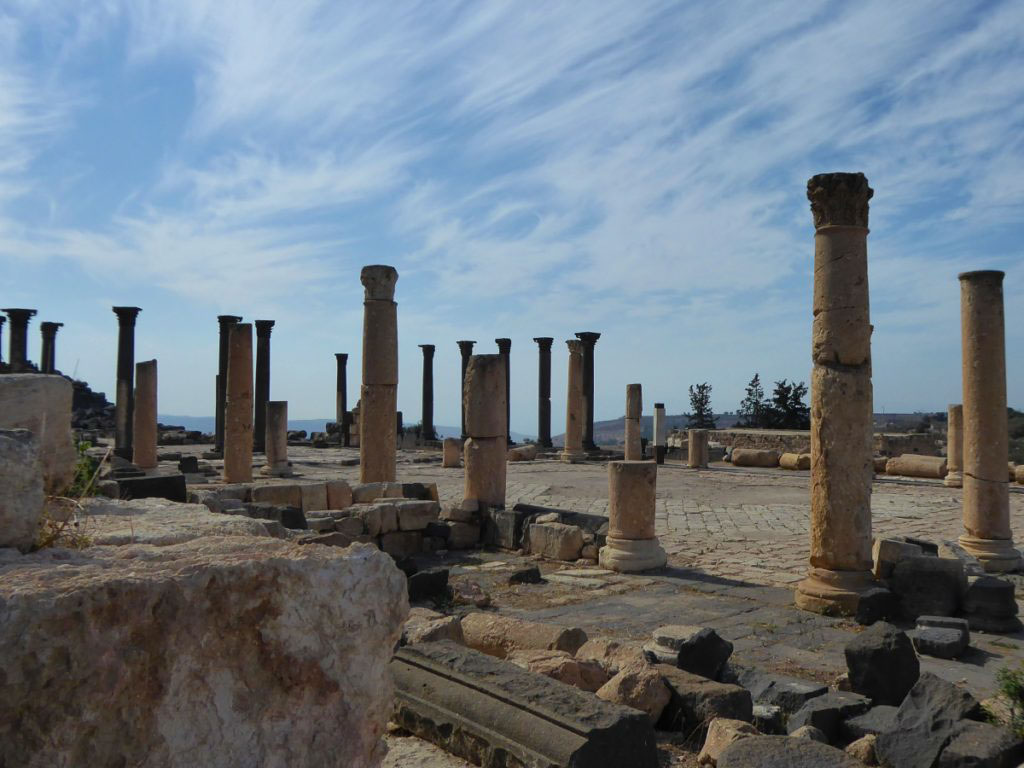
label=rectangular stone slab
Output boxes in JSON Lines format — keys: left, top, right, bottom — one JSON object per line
{"left": 392, "top": 641, "right": 658, "bottom": 768}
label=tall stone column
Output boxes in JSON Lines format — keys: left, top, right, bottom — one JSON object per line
{"left": 223, "top": 323, "right": 254, "bottom": 483}
{"left": 945, "top": 404, "right": 963, "bottom": 488}
{"left": 533, "top": 337, "right": 554, "bottom": 448}
{"left": 360, "top": 265, "right": 399, "bottom": 483}
{"left": 688, "top": 429, "right": 709, "bottom": 469}
{"left": 215, "top": 315, "right": 242, "bottom": 453}
{"left": 263, "top": 400, "right": 291, "bottom": 476}
{"left": 653, "top": 403, "right": 667, "bottom": 465}
{"left": 335, "top": 353, "right": 350, "bottom": 446}
{"left": 112, "top": 306, "right": 141, "bottom": 460}
{"left": 0, "top": 315, "right": 5, "bottom": 366}
{"left": 958, "top": 270, "right": 1020, "bottom": 572}
{"left": 419, "top": 344, "right": 436, "bottom": 441}
{"left": 624, "top": 384, "right": 643, "bottom": 460}
{"left": 253, "top": 320, "right": 275, "bottom": 453}
{"left": 39, "top": 322, "right": 63, "bottom": 374}
{"left": 132, "top": 359, "right": 158, "bottom": 469}
{"left": 457, "top": 340, "right": 475, "bottom": 440}
{"left": 4, "top": 309, "right": 37, "bottom": 373}
{"left": 576, "top": 332, "right": 601, "bottom": 451}
{"left": 795, "top": 172, "right": 875, "bottom": 616}
{"left": 561, "top": 340, "right": 586, "bottom": 463}
{"left": 463, "top": 354, "right": 507, "bottom": 507}
{"left": 599, "top": 461, "right": 667, "bottom": 572}
{"left": 496, "top": 338, "right": 512, "bottom": 445}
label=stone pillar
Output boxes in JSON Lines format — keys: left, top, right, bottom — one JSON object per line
{"left": 533, "top": 337, "right": 553, "bottom": 448}
{"left": 39, "top": 322, "right": 62, "bottom": 374}
{"left": 223, "top": 323, "right": 253, "bottom": 483}
{"left": 335, "top": 353, "right": 350, "bottom": 446}
{"left": 360, "top": 265, "right": 399, "bottom": 483}
{"left": 215, "top": 315, "right": 242, "bottom": 453}
{"left": 624, "top": 384, "right": 643, "bottom": 460}
{"left": 112, "top": 306, "right": 141, "bottom": 460}
{"left": 795, "top": 172, "right": 876, "bottom": 615}
{"left": 0, "top": 315, "right": 5, "bottom": 366}
{"left": 4, "top": 309, "right": 37, "bottom": 373}
{"left": 688, "top": 429, "right": 709, "bottom": 469}
{"left": 263, "top": 400, "right": 291, "bottom": 476}
{"left": 575, "top": 332, "right": 601, "bottom": 451}
{"left": 132, "top": 359, "right": 158, "bottom": 469}
{"left": 958, "top": 270, "right": 1020, "bottom": 572}
{"left": 463, "top": 354, "right": 507, "bottom": 507}
{"left": 253, "top": 320, "right": 274, "bottom": 453}
{"left": 599, "top": 461, "right": 667, "bottom": 572}
{"left": 495, "top": 338, "right": 512, "bottom": 445}
{"left": 419, "top": 344, "right": 436, "bottom": 441}
{"left": 945, "top": 404, "right": 963, "bottom": 488}
{"left": 653, "top": 403, "right": 667, "bottom": 465}
{"left": 457, "top": 340, "right": 475, "bottom": 439}
{"left": 442, "top": 437, "right": 462, "bottom": 468}
{"left": 561, "top": 340, "right": 586, "bottom": 463}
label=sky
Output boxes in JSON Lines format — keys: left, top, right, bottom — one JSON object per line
{"left": 2, "top": 1, "right": 1023, "bottom": 436}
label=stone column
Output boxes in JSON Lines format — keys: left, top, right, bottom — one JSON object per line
{"left": 39, "top": 322, "right": 63, "bottom": 374}
{"left": 653, "top": 403, "right": 667, "bottom": 465}
{"left": 463, "top": 354, "right": 507, "bottom": 507}
{"left": 335, "top": 353, "right": 350, "bottom": 446}
{"left": 263, "top": 400, "right": 291, "bottom": 476}
{"left": 795, "top": 172, "right": 876, "bottom": 615}
{"left": 533, "top": 337, "right": 553, "bottom": 448}
{"left": 599, "top": 461, "right": 667, "bottom": 572}
{"left": 223, "top": 323, "right": 253, "bottom": 482}
{"left": 419, "top": 344, "right": 436, "bottom": 441}
{"left": 132, "top": 359, "right": 158, "bottom": 469}
{"left": 959, "top": 270, "right": 1020, "bottom": 572}
{"left": 0, "top": 315, "right": 5, "bottom": 366}
{"left": 4, "top": 309, "right": 37, "bottom": 373}
{"left": 112, "top": 306, "right": 141, "bottom": 460}
{"left": 945, "top": 404, "right": 963, "bottom": 488}
{"left": 561, "top": 340, "right": 586, "bottom": 463}
{"left": 624, "top": 384, "right": 643, "bottom": 460}
{"left": 360, "top": 265, "right": 399, "bottom": 483}
{"left": 253, "top": 320, "right": 275, "bottom": 453}
{"left": 215, "top": 315, "right": 242, "bottom": 453}
{"left": 688, "top": 429, "right": 709, "bottom": 469}
{"left": 457, "top": 340, "right": 475, "bottom": 439}
{"left": 576, "top": 332, "right": 601, "bottom": 451}
{"left": 495, "top": 338, "right": 512, "bottom": 445}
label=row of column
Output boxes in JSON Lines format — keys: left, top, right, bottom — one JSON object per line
{"left": 0, "top": 310, "right": 64, "bottom": 374}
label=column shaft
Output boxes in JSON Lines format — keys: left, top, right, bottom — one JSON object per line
{"left": 215, "top": 315, "right": 242, "bottom": 452}
{"left": 496, "top": 338, "right": 512, "bottom": 445}
{"left": 945, "top": 404, "right": 963, "bottom": 488}
{"left": 360, "top": 265, "right": 399, "bottom": 483}
{"left": 561, "top": 340, "right": 585, "bottom": 462}
{"left": 599, "top": 461, "right": 667, "bottom": 572}
{"left": 132, "top": 359, "right": 158, "bottom": 469}
{"left": 113, "top": 307, "right": 141, "bottom": 460}
{"left": 457, "top": 341, "right": 475, "bottom": 440}
{"left": 419, "top": 345, "right": 435, "bottom": 441}
{"left": 253, "top": 320, "right": 274, "bottom": 453}
{"left": 39, "top": 322, "right": 62, "bottom": 374}
{"left": 624, "top": 383, "right": 643, "bottom": 460}
{"left": 264, "top": 400, "right": 291, "bottom": 476}
{"left": 576, "top": 332, "right": 600, "bottom": 451}
{"left": 223, "top": 323, "right": 254, "bottom": 482}
{"left": 534, "top": 337, "right": 553, "bottom": 447}
{"left": 463, "top": 354, "right": 507, "bottom": 507}
{"left": 688, "top": 429, "right": 709, "bottom": 469}
{"left": 335, "top": 353, "right": 349, "bottom": 446}
{"left": 4, "top": 309, "right": 36, "bottom": 372}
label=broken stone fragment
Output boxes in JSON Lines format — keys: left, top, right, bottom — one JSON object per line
{"left": 460, "top": 612, "right": 587, "bottom": 658}
{"left": 884, "top": 454, "right": 947, "bottom": 479}
{"left": 786, "top": 692, "right": 870, "bottom": 744}
{"left": 843, "top": 734, "right": 877, "bottom": 765}
{"left": 890, "top": 556, "right": 966, "bottom": 619}
{"left": 644, "top": 625, "right": 733, "bottom": 679}
{"left": 575, "top": 637, "right": 647, "bottom": 676}
{"left": 790, "top": 725, "right": 828, "bottom": 743}
{"left": 698, "top": 718, "right": 758, "bottom": 767}
{"left": 0, "top": 374, "right": 76, "bottom": 494}
{"left": 507, "top": 649, "right": 610, "bottom": 692}
{"left": 595, "top": 662, "right": 671, "bottom": 723}
{"left": 729, "top": 448, "right": 780, "bottom": 468}
{"left": 0, "top": 429, "right": 43, "bottom": 552}
{"left": 402, "top": 607, "right": 464, "bottom": 646}
{"left": 657, "top": 665, "right": 753, "bottom": 733}
{"left": 844, "top": 621, "right": 919, "bottom": 706}
{"left": 717, "top": 734, "right": 861, "bottom": 767}
{"left": 528, "top": 522, "right": 584, "bottom": 561}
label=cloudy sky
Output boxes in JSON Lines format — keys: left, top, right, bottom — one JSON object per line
{"left": 2, "top": 1, "right": 1022, "bottom": 434}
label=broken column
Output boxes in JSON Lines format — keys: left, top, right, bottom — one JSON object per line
{"left": 360, "top": 265, "right": 399, "bottom": 484}
{"left": 561, "top": 340, "right": 586, "bottom": 463}
{"left": 496, "top": 338, "right": 512, "bottom": 445}
{"left": 945, "top": 404, "right": 963, "bottom": 488}
{"left": 132, "top": 359, "right": 158, "bottom": 469}
{"left": 4, "top": 309, "right": 37, "bottom": 373}
{"left": 624, "top": 384, "right": 643, "bottom": 460}
{"left": 39, "top": 322, "right": 62, "bottom": 374}
{"left": 215, "top": 315, "right": 242, "bottom": 454}
{"left": 113, "top": 306, "right": 141, "bottom": 460}
{"left": 688, "top": 429, "right": 709, "bottom": 469}
{"left": 335, "top": 353, "right": 349, "bottom": 446}
{"left": 533, "top": 337, "right": 554, "bottom": 448}
{"left": 263, "top": 400, "right": 291, "bottom": 476}
{"left": 652, "top": 403, "right": 667, "bottom": 465}
{"left": 223, "top": 323, "right": 253, "bottom": 483}
{"left": 253, "top": 320, "right": 274, "bottom": 453}
{"left": 795, "top": 172, "right": 876, "bottom": 615}
{"left": 958, "top": 270, "right": 1020, "bottom": 572}
{"left": 599, "top": 461, "right": 667, "bottom": 572}
{"left": 419, "top": 344, "right": 436, "bottom": 441}
{"left": 576, "top": 332, "right": 600, "bottom": 451}
{"left": 463, "top": 354, "right": 507, "bottom": 507}
{"left": 457, "top": 340, "right": 475, "bottom": 440}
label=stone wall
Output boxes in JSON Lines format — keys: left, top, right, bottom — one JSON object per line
{"left": 667, "top": 428, "right": 941, "bottom": 458}
{"left": 0, "top": 374, "right": 76, "bottom": 493}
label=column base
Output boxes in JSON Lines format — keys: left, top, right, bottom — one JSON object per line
{"left": 561, "top": 450, "right": 587, "bottom": 464}
{"left": 944, "top": 471, "right": 963, "bottom": 488}
{"left": 260, "top": 464, "right": 294, "bottom": 478}
{"left": 599, "top": 536, "right": 667, "bottom": 573}
{"left": 794, "top": 567, "right": 876, "bottom": 616}
{"left": 959, "top": 534, "right": 1022, "bottom": 573}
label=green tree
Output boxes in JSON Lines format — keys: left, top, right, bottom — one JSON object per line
{"left": 767, "top": 379, "right": 810, "bottom": 429}
{"left": 687, "top": 382, "right": 717, "bottom": 429}
{"left": 737, "top": 373, "right": 768, "bottom": 428}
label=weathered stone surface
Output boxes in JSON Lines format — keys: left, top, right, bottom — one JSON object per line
{"left": 380, "top": 531, "right": 422, "bottom": 559}
{"left": 483, "top": 506, "right": 540, "bottom": 549}
{"left": 841, "top": 705, "right": 897, "bottom": 741}
{"left": 738, "top": 668, "right": 828, "bottom": 714}
{"left": 596, "top": 662, "right": 671, "bottom": 723}
{"left": 441, "top": 437, "right": 461, "bottom": 468}
{"left": 80, "top": 497, "right": 281, "bottom": 545}
{"left": 885, "top": 454, "right": 947, "bottom": 479}
{"left": 718, "top": 735, "right": 861, "bottom": 767}
{"left": 243, "top": 501, "right": 307, "bottom": 530}
{"left": 698, "top": 718, "right": 758, "bottom": 767}
{"left": 891, "top": 556, "right": 966, "bottom": 619}
{"left": 845, "top": 622, "right": 919, "bottom": 706}
{"left": 450, "top": 580, "right": 491, "bottom": 608}
{"left": 909, "top": 627, "right": 968, "bottom": 659}
{"left": 507, "top": 444, "right": 538, "bottom": 462}
{"left": 0, "top": 429, "right": 43, "bottom": 551}
{"left": 657, "top": 665, "right": 753, "bottom": 732}
{"left": 460, "top": 612, "right": 587, "bottom": 658}
{"left": 872, "top": 537, "right": 923, "bottom": 579}
{"left": 529, "top": 522, "right": 584, "bottom": 561}
{"left": 251, "top": 483, "right": 303, "bottom": 508}
{"left": 730, "top": 448, "right": 780, "bottom": 468}
{"left": 446, "top": 522, "right": 479, "bottom": 550}
{"left": 845, "top": 734, "right": 878, "bottom": 765}
{"left": 962, "top": 575, "right": 1019, "bottom": 630}
{"left": 403, "top": 607, "right": 465, "bottom": 646}
{"left": 779, "top": 452, "right": 811, "bottom": 470}
{"left": 936, "top": 720, "right": 1023, "bottom": 768}
{"left": 753, "top": 704, "right": 785, "bottom": 734}
{"left": 0, "top": 374, "right": 76, "bottom": 494}
{"left": 856, "top": 586, "right": 900, "bottom": 625}
{"left": 787, "top": 692, "right": 870, "bottom": 743}
{"left": 300, "top": 482, "right": 328, "bottom": 512}
{"left": 647, "top": 625, "right": 733, "bottom": 679}
{"left": 0, "top": 538, "right": 407, "bottom": 767}
{"left": 395, "top": 499, "right": 440, "bottom": 531}
{"left": 116, "top": 473, "right": 188, "bottom": 503}
{"left": 508, "top": 649, "right": 610, "bottom": 692}
{"left": 575, "top": 637, "right": 647, "bottom": 676}
{"left": 326, "top": 479, "right": 352, "bottom": 509}
{"left": 791, "top": 725, "right": 828, "bottom": 742}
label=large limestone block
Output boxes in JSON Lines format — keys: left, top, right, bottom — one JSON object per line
{"left": 528, "top": 522, "right": 584, "bottom": 561}
{"left": 730, "top": 448, "right": 780, "bottom": 468}
{"left": 460, "top": 612, "right": 587, "bottom": 658}
{"left": 442, "top": 437, "right": 461, "bottom": 468}
{"left": 0, "top": 429, "right": 44, "bottom": 551}
{"left": 463, "top": 355, "right": 507, "bottom": 438}
{"left": 884, "top": 454, "right": 947, "bottom": 479}
{"left": 463, "top": 436, "right": 506, "bottom": 507}
{"left": 0, "top": 538, "right": 408, "bottom": 768}
{"left": 0, "top": 374, "right": 75, "bottom": 494}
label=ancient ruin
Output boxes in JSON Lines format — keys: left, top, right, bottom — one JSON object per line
{"left": 223, "top": 323, "right": 254, "bottom": 483}
{"left": 561, "top": 339, "right": 586, "bottom": 463}
{"left": 360, "top": 265, "right": 399, "bottom": 483}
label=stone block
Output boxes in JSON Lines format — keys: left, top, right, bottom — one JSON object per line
{"left": 251, "top": 483, "right": 303, "bottom": 508}
{"left": 507, "top": 444, "right": 538, "bottom": 462}
{"left": 299, "top": 531, "right": 374, "bottom": 548}
{"left": 300, "top": 483, "right": 328, "bottom": 512}
{"left": 402, "top": 607, "right": 464, "bottom": 646}
{"left": 0, "top": 429, "right": 43, "bottom": 552}
{"left": 441, "top": 437, "right": 461, "bottom": 468}
{"left": 718, "top": 736, "right": 861, "bottom": 767}
{"left": 380, "top": 531, "right": 422, "bottom": 560}
{"left": 936, "top": 720, "right": 1024, "bottom": 767}
{"left": 0, "top": 374, "right": 75, "bottom": 494}
{"left": 116, "top": 473, "right": 187, "bottom": 503}
{"left": 407, "top": 567, "right": 449, "bottom": 602}
{"left": 508, "top": 649, "right": 610, "bottom": 692}
{"left": 351, "top": 482, "right": 386, "bottom": 503}
{"left": 446, "top": 522, "right": 479, "bottom": 550}
{"left": 856, "top": 586, "right": 900, "bottom": 625}
{"left": 844, "top": 735, "right": 877, "bottom": 765}
{"left": 575, "top": 637, "right": 647, "bottom": 676}
{"left": 872, "top": 537, "right": 923, "bottom": 579}
{"left": 737, "top": 668, "right": 827, "bottom": 714}
{"left": 786, "top": 692, "right": 870, "bottom": 744}
{"left": 460, "top": 612, "right": 587, "bottom": 658}
{"left": 844, "top": 621, "right": 919, "bottom": 706}
{"left": 963, "top": 575, "right": 1018, "bottom": 617}
{"left": 528, "top": 522, "right": 584, "bottom": 561}
{"left": 440, "top": 501, "right": 475, "bottom": 522}
{"left": 891, "top": 556, "right": 966, "bottom": 619}
{"left": 596, "top": 663, "right": 671, "bottom": 723}
{"left": 657, "top": 665, "right": 753, "bottom": 733}
{"left": 698, "top": 717, "right": 758, "bottom": 767}
{"left": 840, "top": 704, "right": 897, "bottom": 741}
{"left": 790, "top": 725, "right": 828, "bottom": 742}
{"left": 482, "top": 506, "right": 541, "bottom": 549}
{"left": 335, "top": 516, "right": 365, "bottom": 537}
{"left": 779, "top": 452, "right": 811, "bottom": 470}
{"left": 245, "top": 502, "right": 307, "bottom": 530}
{"left": 730, "top": 448, "right": 779, "bottom": 468}
{"left": 326, "top": 479, "right": 352, "bottom": 509}
{"left": 646, "top": 625, "right": 733, "bottom": 680}
{"left": 885, "top": 454, "right": 947, "bottom": 479}
{"left": 395, "top": 500, "right": 440, "bottom": 531}
{"left": 752, "top": 704, "right": 784, "bottom": 734}
{"left": 306, "top": 516, "right": 336, "bottom": 532}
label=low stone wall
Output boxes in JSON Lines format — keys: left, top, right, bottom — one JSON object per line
{"left": 668, "top": 429, "right": 941, "bottom": 459}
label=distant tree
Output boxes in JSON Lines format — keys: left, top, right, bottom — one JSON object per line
{"left": 686, "top": 383, "right": 717, "bottom": 429}
{"left": 737, "top": 373, "right": 769, "bottom": 428}
{"left": 766, "top": 379, "right": 810, "bottom": 430}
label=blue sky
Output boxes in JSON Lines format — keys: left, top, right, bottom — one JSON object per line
{"left": 2, "top": 1, "right": 1023, "bottom": 434}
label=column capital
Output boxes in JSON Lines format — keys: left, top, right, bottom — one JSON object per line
{"left": 335, "top": 352, "right": 348, "bottom": 363}
{"left": 419, "top": 344, "right": 435, "bottom": 356}
{"left": 495, "top": 337, "right": 511, "bottom": 354}
{"left": 360, "top": 264, "right": 398, "bottom": 300}
{"left": 4, "top": 308, "right": 37, "bottom": 322}
{"left": 533, "top": 336, "right": 554, "bottom": 350}
{"left": 457, "top": 340, "right": 476, "bottom": 354}
{"left": 566, "top": 339, "right": 583, "bottom": 354}
{"left": 806, "top": 172, "right": 872, "bottom": 229}
{"left": 112, "top": 306, "right": 141, "bottom": 325}
{"left": 0, "top": 316, "right": 6, "bottom": 327}
{"left": 958, "top": 269, "right": 1004, "bottom": 284}
{"left": 40, "top": 321, "right": 63, "bottom": 333}
{"left": 575, "top": 331, "right": 601, "bottom": 346}
{"left": 217, "top": 314, "right": 242, "bottom": 327}
{"left": 654, "top": 402, "right": 665, "bottom": 409}
{"left": 255, "top": 319, "right": 275, "bottom": 337}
